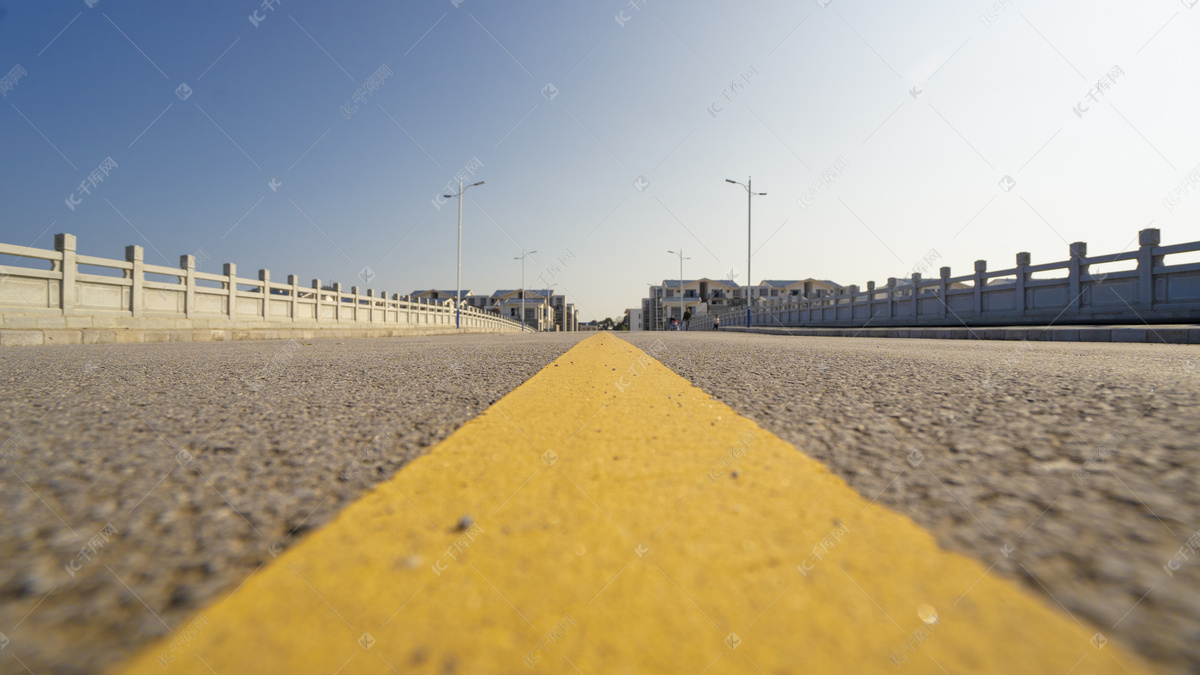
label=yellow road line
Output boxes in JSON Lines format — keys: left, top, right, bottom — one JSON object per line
{"left": 116, "top": 333, "right": 1153, "bottom": 674}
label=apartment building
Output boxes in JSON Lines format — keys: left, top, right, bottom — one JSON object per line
{"left": 639, "top": 277, "right": 842, "bottom": 330}
{"left": 406, "top": 288, "right": 577, "bottom": 331}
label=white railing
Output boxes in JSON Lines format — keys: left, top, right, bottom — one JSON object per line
{"left": 0, "top": 234, "right": 524, "bottom": 332}
{"left": 688, "top": 228, "right": 1200, "bottom": 330}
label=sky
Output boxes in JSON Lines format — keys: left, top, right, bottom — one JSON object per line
{"left": 1, "top": 0, "right": 1198, "bottom": 321}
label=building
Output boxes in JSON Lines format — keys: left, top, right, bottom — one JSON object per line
{"left": 489, "top": 289, "right": 556, "bottom": 331}
{"left": 638, "top": 277, "right": 842, "bottom": 330}
{"left": 406, "top": 288, "right": 577, "bottom": 331}
{"left": 757, "top": 279, "right": 842, "bottom": 300}
{"left": 408, "top": 289, "right": 470, "bottom": 303}
{"left": 642, "top": 278, "right": 742, "bottom": 330}
{"left": 626, "top": 307, "right": 644, "bottom": 331}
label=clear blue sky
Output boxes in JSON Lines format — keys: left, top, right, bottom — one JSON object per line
{"left": 2, "top": 1, "right": 1197, "bottom": 320}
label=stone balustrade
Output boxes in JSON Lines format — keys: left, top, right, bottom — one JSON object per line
{"left": 0, "top": 233, "right": 524, "bottom": 345}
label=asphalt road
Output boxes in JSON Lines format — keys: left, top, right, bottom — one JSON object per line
{"left": 2, "top": 331, "right": 1198, "bottom": 673}
{"left": 624, "top": 331, "right": 1200, "bottom": 674}
{"left": 0, "top": 333, "right": 586, "bottom": 675}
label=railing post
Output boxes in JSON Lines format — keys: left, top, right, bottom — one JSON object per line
{"left": 180, "top": 254, "right": 196, "bottom": 318}
{"left": 351, "top": 286, "right": 360, "bottom": 322}
{"left": 312, "top": 279, "right": 322, "bottom": 323}
{"left": 938, "top": 266, "right": 950, "bottom": 319}
{"left": 886, "top": 278, "right": 896, "bottom": 321}
{"left": 259, "top": 269, "right": 270, "bottom": 320}
{"left": 224, "top": 263, "right": 237, "bottom": 320}
{"left": 1138, "top": 228, "right": 1160, "bottom": 309}
{"left": 287, "top": 275, "right": 299, "bottom": 321}
{"left": 126, "top": 244, "right": 144, "bottom": 317}
{"left": 866, "top": 281, "right": 876, "bottom": 320}
{"left": 911, "top": 273, "right": 921, "bottom": 318}
{"left": 1014, "top": 252, "right": 1030, "bottom": 315}
{"left": 55, "top": 233, "right": 77, "bottom": 315}
{"left": 332, "top": 282, "right": 342, "bottom": 321}
{"left": 1068, "top": 242, "right": 1086, "bottom": 310}
{"left": 973, "top": 260, "right": 986, "bottom": 315}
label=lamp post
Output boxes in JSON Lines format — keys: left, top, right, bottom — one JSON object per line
{"left": 725, "top": 177, "right": 766, "bottom": 327}
{"left": 442, "top": 179, "right": 485, "bottom": 329}
{"left": 667, "top": 249, "right": 690, "bottom": 331}
{"left": 514, "top": 249, "right": 537, "bottom": 331}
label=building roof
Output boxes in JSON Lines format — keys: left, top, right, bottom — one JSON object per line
{"left": 491, "top": 289, "right": 557, "bottom": 300}
{"left": 759, "top": 278, "right": 843, "bottom": 289}
{"left": 662, "top": 277, "right": 740, "bottom": 288}
{"left": 407, "top": 289, "right": 472, "bottom": 299}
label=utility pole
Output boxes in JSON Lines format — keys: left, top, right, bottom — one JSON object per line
{"left": 667, "top": 249, "right": 690, "bottom": 330}
{"left": 726, "top": 177, "right": 766, "bottom": 327}
{"left": 514, "top": 249, "right": 537, "bottom": 331}
{"left": 442, "top": 180, "right": 485, "bottom": 329}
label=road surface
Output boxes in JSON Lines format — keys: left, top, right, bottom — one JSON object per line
{"left": 0, "top": 333, "right": 585, "bottom": 674}
{"left": 625, "top": 331, "right": 1200, "bottom": 673}
{"left": 0, "top": 331, "right": 1196, "bottom": 673}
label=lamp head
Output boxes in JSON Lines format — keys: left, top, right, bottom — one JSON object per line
{"left": 725, "top": 179, "right": 737, "bottom": 184}
{"left": 443, "top": 194, "right": 454, "bottom": 199}
{"left": 473, "top": 181, "right": 485, "bottom": 186}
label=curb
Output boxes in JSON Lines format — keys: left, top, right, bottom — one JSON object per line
{"left": 720, "top": 325, "right": 1200, "bottom": 344}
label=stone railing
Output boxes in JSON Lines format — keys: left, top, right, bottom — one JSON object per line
{"left": 690, "top": 228, "right": 1200, "bottom": 330}
{"left": 0, "top": 233, "right": 523, "bottom": 345}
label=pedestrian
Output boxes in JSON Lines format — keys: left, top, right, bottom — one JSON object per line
{"left": 713, "top": 314, "right": 720, "bottom": 331}
{"left": 683, "top": 309, "right": 692, "bottom": 331}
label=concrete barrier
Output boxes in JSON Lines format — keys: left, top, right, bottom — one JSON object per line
{"left": 718, "top": 324, "right": 1200, "bottom": 344}
{"left": 0, "top": 233, "right": 524, "bottom": 345}
{"left": 691, "top": 228, "right": 1200, "bottom": 332}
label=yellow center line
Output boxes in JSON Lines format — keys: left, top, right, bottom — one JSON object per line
{"left": 115, "top": 333, "right": 1154, "bottom": 674}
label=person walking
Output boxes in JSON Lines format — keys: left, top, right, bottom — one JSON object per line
{"left": 682, "top": 308, "right": 692, "bottom": 331}
{"left": 713, "top": 314, "right": 720, "bottom": 331}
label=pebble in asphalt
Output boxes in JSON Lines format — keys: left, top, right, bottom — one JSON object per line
{"left": 0, "top": 333, "right": 586, "bottom": 675}
{"left": 624, "top": 331, "right": 1200, "bottom": 674}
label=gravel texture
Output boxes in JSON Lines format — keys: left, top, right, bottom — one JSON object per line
{"left": 4, "top": 331, "right": 1198, "bottom": 674}
{"left": 0, "top": 333, "right": 585, "bottom": 675}
{"left": 624, "top": 331, "right": 1200, "bottom": 674}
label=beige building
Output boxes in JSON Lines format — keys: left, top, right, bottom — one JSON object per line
{"left": 487, "top": 289, "right": 576, "bottom": 331}
{"left": 408, "top": 288, "right": 577, "bottom": 331}
{"left": 640, "top": 278, "right": 842, "bottom": 330}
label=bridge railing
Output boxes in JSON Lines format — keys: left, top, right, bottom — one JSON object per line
{"left": 0, "top": 233, "right": 524, "bottom": 332}
{"left": 689, "top": 228, "right": 1200, "bottom": 330}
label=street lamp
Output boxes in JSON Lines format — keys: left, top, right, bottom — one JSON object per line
{"left": 514, "top": 249, "right": 537, "bottom": 332}
{"left": 725, "top": 177, "right": 766, "bottom": 327}
{"left": 443, "top": 179, "right": 485, "bottom": 329}
{"left": 667, "top": 249, "right": 690, "bottom": 331}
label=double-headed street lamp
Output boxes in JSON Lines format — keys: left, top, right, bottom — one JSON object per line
{"left": 443, "top": 179, "right": 485, "bottom": 329}
{"left": 725, "top": 177, "right": 767, "bottom": 327}
{"left": 514, "top": 249, "right": 537, "bottom": 332}
{"left": 667, "top": 249, "right": 690, "bottom": 330}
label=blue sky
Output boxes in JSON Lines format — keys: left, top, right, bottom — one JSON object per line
{"left": 1, "top": 0, "right": 1198, "bottom": 320}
